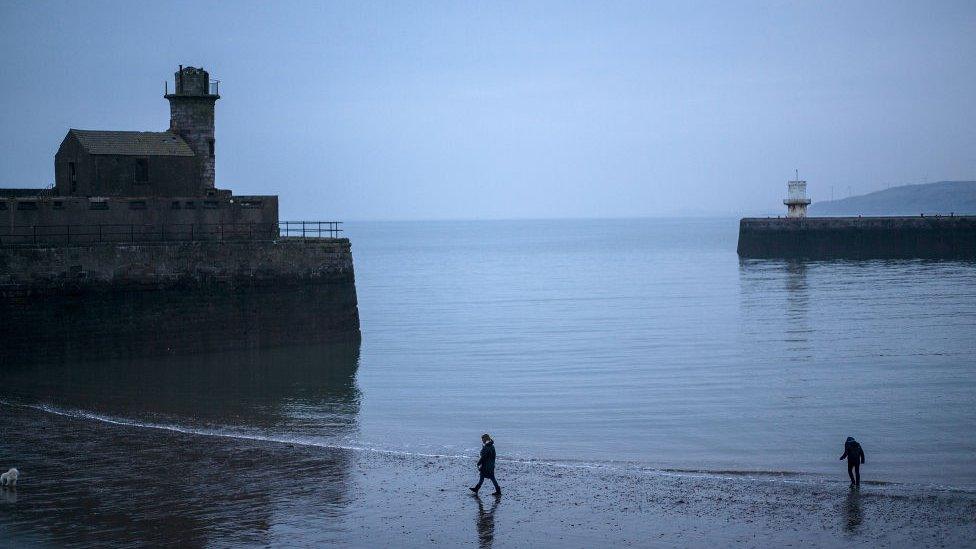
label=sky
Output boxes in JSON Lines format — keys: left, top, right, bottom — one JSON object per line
{"left": 1, "top": 1, "right": 974, "bottom": 220}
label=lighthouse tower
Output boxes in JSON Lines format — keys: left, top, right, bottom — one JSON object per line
{"left": 165, "top": 65, "right": 219, "bottom": 192}
{"left": 783, "top": 171, "right": 811, "bottom": 218}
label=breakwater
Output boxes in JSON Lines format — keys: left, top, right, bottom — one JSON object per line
{"left": 0, "top": 238, "right": 360, "bottom": 363}
{"left": 737, "top": 216, "right": 976, "bottom": 259}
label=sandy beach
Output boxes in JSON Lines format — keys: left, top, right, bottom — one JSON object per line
{"left": 3, "top": 403, "right": 974, "bottom": 548}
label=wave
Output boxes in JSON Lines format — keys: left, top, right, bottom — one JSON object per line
{"left": 661, "top": 468, "right": 807, "bottom": 477}
{"left": 0, "top": 398, "right": 461, "bottom": 460}
{"left": 2, "top": 398, "right": 970, "bottom": 494}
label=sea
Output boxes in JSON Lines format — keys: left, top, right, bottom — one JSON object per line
{"left": 2, "top": 218, "right": 975, "bottom": 545}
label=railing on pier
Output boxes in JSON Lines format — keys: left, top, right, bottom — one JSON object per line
{"left": 278, "top": 221, "right": 344, "bottom": 240}
{"left": 0, "top": 221, "right": 343, "bottom": 246}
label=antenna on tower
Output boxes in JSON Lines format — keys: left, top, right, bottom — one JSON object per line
{"left": 795, "top": 168, "right": 799, "bottom": 181}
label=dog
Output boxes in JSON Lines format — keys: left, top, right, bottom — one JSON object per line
{"left": 0, "top": 468, "right": 18, "bottom": 487}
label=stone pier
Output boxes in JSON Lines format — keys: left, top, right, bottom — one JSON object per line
{"left": 0, "top": 238, "right": 360, "bottom": 363}
{"left": 737, "top": 216, "right": 976, "bottom": 259}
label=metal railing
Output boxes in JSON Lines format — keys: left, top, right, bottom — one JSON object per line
{"left": 0, "top": 221, "right": 343, "bottom": 246}
{"left": 278, "top": 221, "right": 344, "bottom": 239}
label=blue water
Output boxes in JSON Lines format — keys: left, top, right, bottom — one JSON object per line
{"left": 348, "top": 218, "right": 976, "bottom": 487}
{"left": 3, "top": 218, "right": 975, "bottom": 493}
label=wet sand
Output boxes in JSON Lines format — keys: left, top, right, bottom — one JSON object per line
{"left": 351, "top": 455, "right": 976, "bottom": 547}
{"left": 2, "top": 404, "right": 974, "bottom": 547}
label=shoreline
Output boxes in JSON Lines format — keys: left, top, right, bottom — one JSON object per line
{"left": 4, "top": 398, "right": 973, "bottom": 496}
{"left": 3, "top": 402, "right": 975, "bottom": 547}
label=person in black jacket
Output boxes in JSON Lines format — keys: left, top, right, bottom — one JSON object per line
{"left": 839, "top": 436, "right": 866, "bottom": 486}
{"left": 470, "top": 434, "right": 501, "bottom": 496}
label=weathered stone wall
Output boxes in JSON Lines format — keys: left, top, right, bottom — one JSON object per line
{"left": 168, "top": 96, "right": 216, "bottom": 190}
{"left": 0, "top": 237, "right": 353, "bottom": 287}
{"left": 90, "top": 154, "right": 200, "bottom": 197}
{"left": 54, "top": 133, "right": 203, "bottom": 197}
{"left": 0, "top": 238, "right": 360, "bottom": 362}
{"left": 737, "top": 216, "right": 976, "bottom": 258}
{"left": 1, "top": 195, "right": 278, "bottom": 242}
{"left": 53, "top": 133, "right": 93, "bottom": 196}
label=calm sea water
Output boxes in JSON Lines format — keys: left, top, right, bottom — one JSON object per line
{"left": 3, "top": 218, "right": 976, "bottom": 543}
{"left": 349, "top": 218, "right": 976, "bottom": 486}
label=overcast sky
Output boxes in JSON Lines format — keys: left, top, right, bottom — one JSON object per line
{"left": 1, "top": 1, "right": 974, "bottom": 219}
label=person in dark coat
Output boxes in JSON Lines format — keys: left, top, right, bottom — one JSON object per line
{"left": 470, "top": 434, "right": 501, "bottom": 495}
{"left": 839, "top": 436, "right": 866, "bottom": 486}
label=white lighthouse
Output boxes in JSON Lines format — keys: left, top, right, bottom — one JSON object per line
{"left": 783, "top": 171, "right": 811, "bottom": 218}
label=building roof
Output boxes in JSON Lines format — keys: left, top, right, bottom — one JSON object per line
{"left": 69, "top": 129, "right": 195, "bottom": 156}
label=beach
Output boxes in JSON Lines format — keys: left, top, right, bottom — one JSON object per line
{"left": 3, "top": 402, "right": 975, "bottom": 547}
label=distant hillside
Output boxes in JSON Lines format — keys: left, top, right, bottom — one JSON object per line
{"left": 810, "top": 181, "right": 976, "bottom": 216}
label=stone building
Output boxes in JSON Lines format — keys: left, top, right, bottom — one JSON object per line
{"left": 165, "top": 65, "right": 219, "bottom": 191}
{"left": 0, "top": 65, "right": 359, "bottom": 361}
{"left": 55, "top": 130, "right": 201, "bottom": 197}
{"left": 2, "top": 66, "right": 277, "bottom": 240}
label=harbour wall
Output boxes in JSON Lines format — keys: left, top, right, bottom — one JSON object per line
{"left": 0, "top": 238, "right": 360, "bottom": 363}
{"left": 1, "top": 194, "right": 278, "bottom": 237}
{"left": 737, "top": 216, "right": 976, "bottom": 259}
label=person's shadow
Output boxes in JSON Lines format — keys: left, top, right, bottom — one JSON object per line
{"left": 475, "top": 494, "right": 501, "bottom": 549}
{"left": 842, "top": 486, "right": 863, "bottom": 533}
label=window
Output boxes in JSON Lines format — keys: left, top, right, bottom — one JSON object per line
{"left": 203, "top": 200, "right": 218, "bottom": 209}
{"left": 53, "top": 201, "right": 64, "bottom": 210}
{"left": 184, "top": 201, "right": 195, "bottom": 209}
{"left": 129, "top": 200, "right": 147, "bottom": 210}
{"left": 0, "top": 202, "right": 8, "bottom": 210}
{"left": 69, "top": 161, "right": 77, "bottom": 193}
{"left": 171, "top": 201, "right": 181, "bottom": 209}
{"left": 135, "top": 158, "right": 149, "bottom": 183}
{"left": 90, "top": 201, "right": 109, "bottom": 210}
{"left": 208, "top": 139, "right": 215, "bottom": 157}
{"left": 17, "top": 201, "right": 38, "bottom": 210}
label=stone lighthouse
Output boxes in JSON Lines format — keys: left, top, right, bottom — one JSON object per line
{"left": 165, "top": 65, "right": 219, "bottom": 191}
{"left": 783, "top": 172, "right": 811, "bottom": 218}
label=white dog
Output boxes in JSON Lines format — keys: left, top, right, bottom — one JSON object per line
{"left": 0, "top": 468, "right": 18, "bottom": 487}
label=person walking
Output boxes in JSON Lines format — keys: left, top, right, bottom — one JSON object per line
{"left": 470, "top": 434, "right": 501, "bottom": 496}
{"left": 839, "top": 436, "right": 866, "bottom": 486}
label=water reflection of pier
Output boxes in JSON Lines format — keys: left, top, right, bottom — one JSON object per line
{"left": 1, "top": 342, "right": 361, "bottom": 547}
{"left": 783, "top": 259, "right": 812, "bottom": 360}
{"left": 738, "top": 258, "right": 812, "bottom": 362}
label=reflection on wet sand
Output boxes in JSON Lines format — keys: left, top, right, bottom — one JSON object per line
{"left": 0, "top": 342, "right": 361, "bottom": 547}
{"left": 475, "top": 494, "right": 501, "bottom": 549}
{"left": 843, "top": 487, "right": 864, "bottom": 533}
{"left": 0, "top": 489, "right": 16, "bottom": 505}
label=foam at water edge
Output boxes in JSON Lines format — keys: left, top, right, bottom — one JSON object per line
{"left": 4, "top": 398, "right": 971, "bottom": 495}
